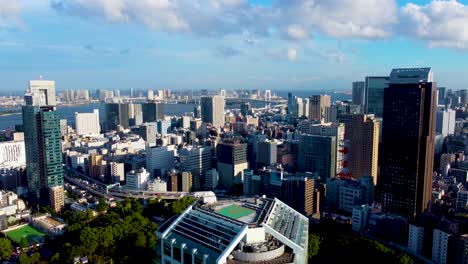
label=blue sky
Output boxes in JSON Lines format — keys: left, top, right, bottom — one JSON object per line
{"left": 1, "top": 0, "right": 468, "bottom": 92}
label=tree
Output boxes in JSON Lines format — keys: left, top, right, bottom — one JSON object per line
{"left": 308, "top": 234, "right": 320, "bottom": 259}
{"left": 0, "top": 237, "right": 12, "bottom": 260}
{"left": 170, "top": 196, "right": 195, "bottom": 215}
{"left": 18, "top": 253, "right": 30, "bottom": 264}
{"left": 20, "top": 237, "right": 28, "bottom": 248}
{"left": 96, "top": 197, "right": 108, "bottom": 213}
{"left": 399, "top": 254, "right": 414, "bottom": 264}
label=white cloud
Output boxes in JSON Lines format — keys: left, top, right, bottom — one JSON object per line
{"left": 284, "top": 24, "right": 308, "bottom": 41}
{"left": 287, "top": 47, "right": 297, "bottom": 61}
{"left": 51, "top": 0, "right": 269, "bottom": 37}
{"left": 0, "top": 0, "right": 21, "bottom": 27}
{"left": 400, "top": 0, "right": 468, "bottom": 50}
{"left": 275, "top": 0, "right": 398, "bottom": 39}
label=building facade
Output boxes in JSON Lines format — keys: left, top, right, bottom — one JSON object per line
{"left": 378, "top": 68, "right": 436, "bottom": 218}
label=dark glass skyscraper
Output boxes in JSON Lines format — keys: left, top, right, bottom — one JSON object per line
{"left": 23, "top": 80, "right": 64, "bottom": 209}
{"left": 105, "top": 103, "right": 130, "bottom": 131}
{"left": 365, "top": 76, "right": 389, "bottom": 117}
{"left": 378, "top": 68, "right": 436, "bottom": 218}
{"left": 142, "top": 102, "right": 164, "bottom": 123}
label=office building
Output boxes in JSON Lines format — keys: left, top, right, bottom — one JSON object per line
{"left": 408, "top": 224, "right": 425, "bottom": 255}
{"left": 179, "top": 171, "right": 193, "bottom": 192}
{"left": 22, "top": 79, "right": 64, "bottom": 209}
{"left": 241, "top": 102, "right": 251, "bottom": 116}
{"left": 438, "top": 87, "right": 446, "bottom": 105}
{"left": 139, "top": 123, "right": 157, "bottom": 146}
{"left": 201, "top": 95, "right": 225, "bottom": 129}
{"left": 146, "top": 145, "right": 176, "bottom": 177}
{"left": 379, "top": 68, "right": 436, "bottom": 218}
{"left": 309, "top": 123, "right": 344, "bottom": 175}
{"left": 167, "top": 172, "right": 178, "bottom": 192}
{"left": 217, "top": 139, "right": 248, "bottom": 188}
{"left": 365, "top": 76, "right": 389, "bottom": 117}
{"left": 157, "top": 120, "right": 172, "bottom": 135}
{"left": 352, "top": 81, "right": 365, "bottom": 107}
{"left": 204, "top": 168, "right": 219, "bottom": 190}
{"left": 309, "top": 95, "right": 331, "bottom": 121}
{"left": 75, "top": 109, "right": 100, "bottom": 135}
{"left": 142, "top": 102, "right": 164, "bottom": 123}
{"left": 457, "top": 190, "right": 468, "bottom": 212}
{"left": 126, "top": 168, "right": 150, "bottom": 191}
{"left": 105, "top": 103, "right": 130, "bottom": 131}
{"left": 88, "top": 154, "right": 106, "bottom": 179}
{"left": 436, "top": 109, "right": 456, "bottom": 137}
{"left": 281, "top": 176, "right": 317, "bottom": 216}
{"left": 298, "top": 134, "right": 336, "bottom": 180}
{"left": 158, "top": 197, "right": 309, "bottom": 264}
{"left": 341, "top": 114, "right": 380, "bottom": 182}
{"left": 178, "top": 146, "right": 212, "bottom": 190}
{"left": 256, "top": 140, "right": 277, "bottom": 168}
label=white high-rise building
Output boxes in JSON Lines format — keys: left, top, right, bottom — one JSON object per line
{"left": 126, "top": 168, "right": 150, "bottom": 190}
{"left": 148, "top": 89, "right": 154, "bottom": 100}
{"left": 352, "top": 204, "right": 370, "bottom": 233}
{"left": 436, "top": 109, "right": 456, "bottom": 137}
{"left": 408, "top": 224, "right": 424, "bottom": 255}
{"left": 109, "top": 162, "right": 125, "bottom": 183}
{"left": 432, "top": 229, "right": 452, "bottom": 264}
{"left": 146, "top": 145, "right": 176, "bottom": 177}
{"left": 201, "top": 95, "right": 225, "bottom": 129}
{"left": 75, "top": 109, "right": 100, "bottom": 135}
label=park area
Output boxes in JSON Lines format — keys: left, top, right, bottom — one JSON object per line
{"left": 4, "top": 225, "right": 45, "bottom": 245}
{"left": 216, "top": 205, "right": 255, "bottom": 219}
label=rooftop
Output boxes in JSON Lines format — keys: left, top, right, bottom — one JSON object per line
{"left": 158, "top": 197, "right": 308, "bottom": 264}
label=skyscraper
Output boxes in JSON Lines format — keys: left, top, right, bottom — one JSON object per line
{"left": 309, "top": 95, "right": 331, "bottom": 121}
{"left": 379, "top": 68, "right": 436, "bottom": 218}
{"left": 201, "top": 95, "right": 225, "bottom": 129}
{"left": 217, "top": 139, "right": 248, "bottom": 188}
{"left": 298, "top": 134, "right": 336, "bottom": 180}
{"left": 22, "top": 79, "right": 64, "bottom": 210}
{"left": 365, "top": 76, "right": 389, "bottom": 117}
{"left": 142, "top": 102, "right": 164, "bottom": 123}
{"left": 341, "top": 114, "right": 380, "bottom": 183}
{"left": 352, "top": 81, "right": 365, "bottom": 107}
{"left": 105, "top": 103, "right": 130, "bottom": 131}
{"left": 309, "top": 123, "right": 345, "bottom": 175}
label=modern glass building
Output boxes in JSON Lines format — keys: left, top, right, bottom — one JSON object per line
{"left": 379, "top": 68, "right": 436, "bottom": 218}
{"left": 365, "top": 76, "right": 389, "bottom": 117}
{"left": 157, "top": 197, "right": 308, "bottom": 264}
{"left": 23, "top": 80, "right": 63, "bottom": 209}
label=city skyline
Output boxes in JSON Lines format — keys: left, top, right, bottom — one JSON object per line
{"left": 1, "top": 1, "right": 468, "bottom": 92}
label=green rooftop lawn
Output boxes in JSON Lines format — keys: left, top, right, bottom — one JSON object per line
{"left": 216, "top": 205, "right": 255, "bottom": 219}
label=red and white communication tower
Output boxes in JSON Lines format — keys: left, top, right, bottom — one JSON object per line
{"left": 337, "top": 134, "right": 352, "bottom": 179}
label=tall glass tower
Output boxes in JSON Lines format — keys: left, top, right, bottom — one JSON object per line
{"left": 22, "top": 80, "right": 64, "bottom": 210}
{"left": 378, "top": 68, "right": 436, "bottom": 218}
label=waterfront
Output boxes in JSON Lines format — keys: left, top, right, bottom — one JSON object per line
{"left": 0, "top": 92, "right": 350, "bottom": 131}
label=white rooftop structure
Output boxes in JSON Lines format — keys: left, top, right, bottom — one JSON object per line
{"left": 158, "top": 197, "right": 308, "bottom": 264}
